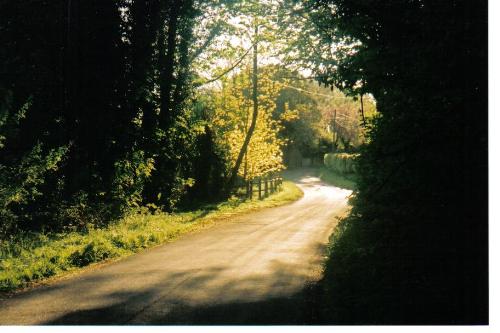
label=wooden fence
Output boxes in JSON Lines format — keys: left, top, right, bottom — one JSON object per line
{"left": 233, "top": 175, "right": 284, "bottom": 200}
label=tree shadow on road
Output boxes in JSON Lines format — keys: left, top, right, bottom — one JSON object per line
{"left": 38, "top": 243, "right": 332, "bottom": 325}
{"left": 44, "top": 284, "right": 325, "bottom": 325}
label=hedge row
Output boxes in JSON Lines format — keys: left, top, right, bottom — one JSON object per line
{"left": 324, "top": 153, "right": 359, "bottom": 174}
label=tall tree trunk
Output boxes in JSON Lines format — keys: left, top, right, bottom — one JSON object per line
{"left": 158, "top": 1, "right": 180, "bottom": 129}
{"left": 172, "top": 5, "right": 194, "bottom": 116}
{"left": 226, "top": 24, "right": 259, "bottom": 192}
{"left": 130, "top": 0, "right": 159, "bottom": 151}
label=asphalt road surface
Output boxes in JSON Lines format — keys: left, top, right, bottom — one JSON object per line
{"left": 0, "top": 169, "right": 352, "bottom": 325}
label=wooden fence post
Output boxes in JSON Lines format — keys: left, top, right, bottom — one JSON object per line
{"left": 258, "top": 178, "right": 262, "bottom": 200}
{"left": 264, "top": 176, "right": 268, "bottom": 197}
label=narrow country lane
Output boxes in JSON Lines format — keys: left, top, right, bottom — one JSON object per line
{"left": 0, "top": 170, "right": 352, "bottom": 325}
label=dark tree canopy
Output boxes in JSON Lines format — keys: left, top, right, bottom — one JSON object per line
{"left": 298, "top": 0, "right": 488, "bottom": 324}
{"left": 0, "top": 0, "right": 221, "bottom": 233}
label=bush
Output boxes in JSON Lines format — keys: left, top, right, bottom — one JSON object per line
{"left": 111, "top": 149, "right": 155, "bottom": 210}
{"left": 0, "top": 97, "right": 69, "bottom": 236}
{"left": 324, "top": 153, "right": 359, "bottom": 174}
{"left": 68, "top": 236, "right": 121, "bottom": 267}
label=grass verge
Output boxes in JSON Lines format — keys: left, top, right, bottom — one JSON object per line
{"left": 315, "top": 167, "right": 357, "bottom": 191}
{"left": 0, "top": 181, "right": 303, "bottom": 292}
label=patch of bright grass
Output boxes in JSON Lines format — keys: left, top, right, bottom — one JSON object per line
{"left": 0, "top": 181, "right": 303, "bottom": 292}
{"left": 316, "top": 167, "right": 357, "bottom": 191}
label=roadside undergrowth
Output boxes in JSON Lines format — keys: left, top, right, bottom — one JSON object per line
{"left": 0, "top": 181, "right": 303, "bottom": 292}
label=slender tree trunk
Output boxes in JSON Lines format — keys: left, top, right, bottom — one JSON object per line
{"left": 332, "top": 108, "right": 337, "bottom": 151}
{"left": 243, "top": 90, "right": 251, "bottom": 180}
{"left": 360, "top": 93, "right": 366, "bottom": 127}
{"left": 226, "top": 24, "right": 259, "bottom": 192}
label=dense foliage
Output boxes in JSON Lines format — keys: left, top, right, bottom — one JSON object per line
{"left": 298, "top": 0, "right": 488, "bottom": 324}
{"left": 0, "top": 0, "right": 229, "bottom": 235}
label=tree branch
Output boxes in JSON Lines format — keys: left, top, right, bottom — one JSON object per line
{"left": 195, "top": 40, "right": 258, "bottom": 87}
{"left": 189, "top": 21, "right": 223, "bottom": 63}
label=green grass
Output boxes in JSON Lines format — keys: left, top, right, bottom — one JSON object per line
{"left": 0, "top": 181, "right": 303, "bottom": 292}
{"left": 315, "top": 167, "right": 357, "bottom": 191}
